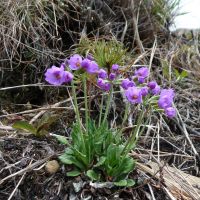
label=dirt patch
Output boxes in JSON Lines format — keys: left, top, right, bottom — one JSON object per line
{"left": 0, "top": 135, "right": 170, "bottom": 200}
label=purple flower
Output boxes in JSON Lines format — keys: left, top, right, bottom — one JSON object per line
{"left": 81, "top": 58, "right": 91, "bottom": 70}
{"left": 60, "top": 62, "right": 66, "bottom": 68}
{"left": 125, "top": 87, "right": 142, "bottom": 104}
{"left": 109, "top": 73, "right": 116, "bottom": 81}
{"left": 160, "top": 89, "right": 175, "bottom": 98}
{"left": 68, "top": 54, "right": 82, "bottom": 70}
{"left": 86, "top": 53, "right": 94, "bottom": 61}
{"left": 121, "top": 78, "right": 135, "bottom": 90}
{"left": 63, "top": 71, "right": 73, "bottom": 83}
{"left": 111, "top": 64, "right": 119, "bottom": 72}
{"left": 158, "top": 89, "right": 175, "bottom": 109}
{"left": 138, "top": 77, "right": 146, "bottom": 83}
{"left": 45, "top": 65, "right": 65, "bottom": 85}
{"left": 81, "top": 59, "right": 99, "bottom": 74}
{"left": 148, "top": 81, "right": 157, "bottom": 89}
{"left": 97, "top": 78, "right": 111, "bottom": 91}
{"left": 165, "top": 107, "right": 176, "bottom": 118}
{"left": 141, "top": 86, "right": 148, "bottom": 97}
{"left": 87, "top": 61, "right": 99, "bottom": 74}
{"left": 148, "top": 81, "right": 160, "bottom": 95}
{"left": 98, "top": 69, "right": 108, "bottom": 79}
{"left": 152, "top": 85, "right": 161, "bottom": 95}
{"left": 135, "top": 67, "right": 149, "bottom": 83}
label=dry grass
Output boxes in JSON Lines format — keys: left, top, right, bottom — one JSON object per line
{"left": 0, "top": 0, "right": 81, "bottom": 70}
{"left": 0, "top": 0, "right": 180, "bottom": 71}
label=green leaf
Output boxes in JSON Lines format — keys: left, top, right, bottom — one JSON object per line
{"left": 65, "top": 148, "right": 74, "bottom": 154}
{"left": 94, "top": 156, "right": 106, "bottom": 167}
{"left": 54, "top": 135, "right": 68, "bottom": 145}
{"left": 126, "top": 179, "right": 136, "bottom": 187}
{"left": 73, "top": 148, "right": 88, "bottom": 166}
{"left": 162, "top": 64, "right": 170, "bottom": 79}
{"left": 86, "top": 170, "right": 100, "bottom": 181}
{"left": 114, "top": 180, "right": 127, "bottom": 187}
{"left": 59, "top": 153, "right": 86, "bottom": 170}
{"left": 36, "top": 113, "right": 58, "bottom": 133}
{"left": 180, "top": 70, "right": 188, "bottom": 79}
{"left": 59, "top": 154, "right": 73, "bottom": 165}
{"left": 67, "top": 170, "right": 81, "bottom": 177}
{"left": 174, "top": 69, "right": 180, "bottom": 79}
{"left": 12, "top": 121, "right": 37, "bottom": 134}
{"left": 122, "top": 157, "right": 135, "bottom": 174}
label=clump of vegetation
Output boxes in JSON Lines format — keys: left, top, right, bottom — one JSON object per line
{"left": 13, "top": 40, "right": 176, "bottom": 186}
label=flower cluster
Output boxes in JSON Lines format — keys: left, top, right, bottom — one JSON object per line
{"left": 45, "top": 65, "right": 73, "bottom": 85}
{"left": 45, "top": 54, "right": 176, "bottom": 118}
{"left": 158, "top": 89, "right": 176, "bottom": 118}
{"left": 97, "top": 64, "right": 119, "bottom": 90}
{"left": 120, "top": 67, "right": 176, "bottom": 118}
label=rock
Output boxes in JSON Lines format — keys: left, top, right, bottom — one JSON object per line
{"left": 45, "top": 160, "right": 60, "bottom": 174}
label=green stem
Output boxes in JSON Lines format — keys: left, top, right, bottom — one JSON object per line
{"left": 102, "top": 85, "right": 113, "bottom": 124}
{"left": 71, "top": 81, "right": 86, "bottom": 150}
{"left": 121, "top": 107, "right": 144, "bottom": 156}
{"left": 122, "top": 103, "right": 129, "bottom": 126}
{"left": 98, "top": 94, "right": 104, "bottom": 127}
{"left": 132, "top": 116, "right": 149, "bottom": 147}
{"left": 83, "top": 75, "right": 89, "bottom": 131}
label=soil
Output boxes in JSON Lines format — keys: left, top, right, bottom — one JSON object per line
{"left": 0, "top": 135, "right": 170, "bottom": 200}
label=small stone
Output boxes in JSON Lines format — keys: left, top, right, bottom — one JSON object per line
{"left": 45, "top": 160, "right": 60, "bottom": 174}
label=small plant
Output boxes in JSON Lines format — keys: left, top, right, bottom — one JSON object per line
{"left": 12, "top": 113, "right": 58, "bottom": 137}
{"left": 43, "top": 40, "right": 176, "bottom": 185}
{"left": 13, "top": 39, "right": 175, "bottom": 186}
{"left": 77, "top": 38, "right": 127, "bottom": 70}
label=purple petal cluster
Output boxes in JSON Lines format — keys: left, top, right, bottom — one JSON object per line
{"left": 111, "top": 64, "right": 119, "bottom": 72}
{"left": 152, "top": 85, "right": 160, "bottom": 95}
{"left": 125, "top": 87, "right": 142, "bottom": 104}
{"left": 97, "top": 78, "right": 111, "bottom": 91}
{"left": 109, "top": 73, "right": 116, "bottom": 81}
{"left": 86, "top": 53, "right": 94, "bottom": 61}
{"left": 121, "top": 78, "right": 135, "bottom": 90}
{"left": 82, "top": 58, "right": 99, "bottom": 74}
{"left": 158, "top": 89, "right": 176, "bottom": 118}
{"left": 147, "top": 81, "right": 160, "bottom": 95}
{"left": 68, "top": 54, "right": 82, "bottom": 70}
{"left": 45, "top": 65, "right": 73, "bottom": 85}
{"left": 97, "top": 63, "right": 119, "bottom": 85}
{"left": 165, "top": 107, "right": 176, "bottom": 118}
{"left": 141, "top": 86, "right": 148, "bottom": 97}
{"left": 158, "top": 89, "right": 174, "bottom": 109}
{"left": 63, "top": 71, "right": 74, "bottom": 83}
{"left": 135, "top": 67, "right": 149, "bottom": 83}
{"left": 148, "top": 81, "right": 157, "bottom": 89}
{"left": 98, "top": 69, "right": 108, "bottom": 79}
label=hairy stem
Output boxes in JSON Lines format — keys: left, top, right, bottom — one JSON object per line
{"left": 83, "top": 75, "right": 89, "bottom": 131}
{"left": 103, "top": 85, "right": 113, "bottom": 124}
{"left": 122, "top": 103, "right": 129, "bottom": 126}
{"left": 122, "top": 107, "right": 144, "bottom": 156}
{"left": 72, "top": 82, "right": 86, "bottom": 151}
{"left": 98, "top": 94, "right": 104, "bottom": 127}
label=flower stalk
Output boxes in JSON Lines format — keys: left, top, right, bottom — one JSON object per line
{"left": 83, "top": 74, "right": 89, "bottom": 131}
{"left": 71, "top": 81, "right": 86, "bottom": 151}
{"left": 102, "top": 85, "right": 113, "bottom": 124}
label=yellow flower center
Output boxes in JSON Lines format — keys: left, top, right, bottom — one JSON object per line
{"left": 76, "top": 62, "right": 81, "bottom": 67}
{"left": 132, "top": 95, "right": 138, "bottom": 99}
{"left": 55, "top": 73, "right": 61, "bottom": 80}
